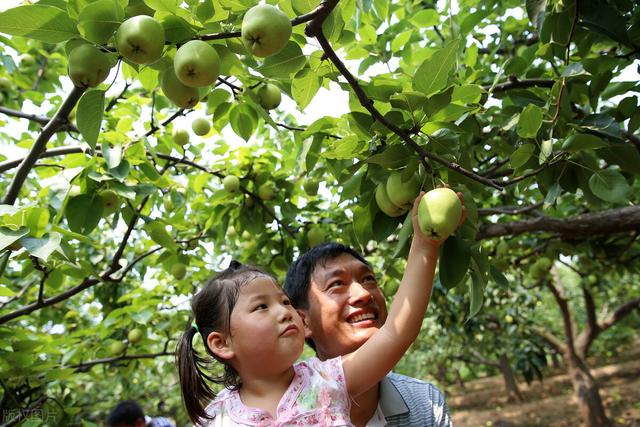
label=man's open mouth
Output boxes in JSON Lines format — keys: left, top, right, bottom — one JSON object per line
{"left": 347, "top": 312, "right": 376, "bottom": 323}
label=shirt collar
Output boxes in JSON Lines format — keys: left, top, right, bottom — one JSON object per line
{"left": 378, "top": 375, "right": 409, "bottom": 418}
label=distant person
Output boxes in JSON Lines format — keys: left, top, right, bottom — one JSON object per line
{"left": 176, "top": 192, "right": 461, "bottom": 425}
{"left": 283, "top": 192, "right": 466, "bottom": 426}
{"left": 107, "top": 400, "right": 174, "bottom": 427}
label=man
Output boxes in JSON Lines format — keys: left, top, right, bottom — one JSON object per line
{"left": 284, "top": 243, "right": 452, "bottom": 427}
{"left": 107, "top": 400, "right": 175, "bottom": 427}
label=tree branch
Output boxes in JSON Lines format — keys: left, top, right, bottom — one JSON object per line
{"left": 477, "top": 35, "right": 539, "bottom": 55}
{"left": 69, "top": 351, "right": 173, "bottom": 373}
{"left": 478, "top": 202, "right": 543, "bottom": 217}
{"left": 305, "top": 1, "right": 502, "bottom": 190}
{"left": 547, "top": 270, "right": 577, "bottom": 359}
{"left": 533, "top": 326, "right": 567, "bottom": 355}
{"left": 485, "top": 77, "right": 555, "bottom": 94}
{"left": 2, "top": 86, "right": 85, "bottom": 205}
{"left": 0, "top": 106, "right": 78, "bottom": 133}
{"left": 476, "top": 205, "right": 640, "bottom": 240}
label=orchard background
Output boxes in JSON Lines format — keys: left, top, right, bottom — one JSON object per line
{"left": 1, "top": 0, "right": 639, "bottom": 426}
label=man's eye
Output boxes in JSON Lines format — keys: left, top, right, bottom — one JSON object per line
{"left": 328, "top": 281, "right": 343, "bottom": 288}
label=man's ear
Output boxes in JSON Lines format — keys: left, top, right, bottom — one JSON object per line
{"left": 207, "top": 332, "right": 234, "bottom": 360}
{"left": 297, "top": 309, "right": 313, "bottom": 339}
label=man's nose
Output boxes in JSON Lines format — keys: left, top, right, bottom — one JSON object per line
{"left": 349, "top": 280, "right": 373, "bottom": 305}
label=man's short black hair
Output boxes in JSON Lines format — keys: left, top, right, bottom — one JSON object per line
{"left": 107, "top": 400, "right": 144, "bottom": 427}
{"left": 284, "top": 242, "right": 369, "bottom": 310}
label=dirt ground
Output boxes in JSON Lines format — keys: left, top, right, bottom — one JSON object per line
{"left": 448, "top": 346, "right": 640, "bottom": 427}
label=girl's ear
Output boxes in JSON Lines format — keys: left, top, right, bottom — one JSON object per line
{"left": 297, "top": 310, "right": 312, "bottom": 339}
{"left": 207, "top": 332, "right": 234, "bottom": 360}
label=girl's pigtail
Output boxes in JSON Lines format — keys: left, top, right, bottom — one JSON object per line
{"left": 176, "top": 325, "right": 216, "bottom": 425}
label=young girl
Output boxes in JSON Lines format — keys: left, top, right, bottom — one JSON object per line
{"left": 177, "top": 192, "right": 464, "bottom": 426}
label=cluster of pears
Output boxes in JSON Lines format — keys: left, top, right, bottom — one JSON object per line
{"left": 375, "top": 170, "right": 463, "bottom": 241}
{"left": 222, "top": 174, "right": 276, "bottom": 201}
{"left": 66, "top": 4, "right": 291, "bottom": 110}
{"left": 110, "top": 328, "right": 145, "bottom": 356}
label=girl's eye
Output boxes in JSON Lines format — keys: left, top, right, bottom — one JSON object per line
{"left": 254, "top": 303, "right": 268, "bottom": 311}
{"left": 283, "top": 299, "right": 291, "bottom": 306}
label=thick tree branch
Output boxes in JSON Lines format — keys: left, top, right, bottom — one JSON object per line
{"left": 477, "top": 205, "right": 640, "bottom": 240}
{"left": 2, "top": 86, "right": 85, "bottom": 205}
{"left": 532, "top": 326, "right": 567, "bottom": 355}
{"left": 305, "top": 1, "right": 502, "bottom": 190}
{"left": 598, "top": 297, "right": 640, "bottom": 334}
{"left": 547, "top": 270, "right": 577, "bottom": 360}
{"left": 575, "top": 283, "right": 600, "bottom": 359}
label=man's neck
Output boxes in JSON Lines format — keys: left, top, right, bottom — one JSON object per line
{"left": 349, "top": 383, "right": 380, "bottom": 427}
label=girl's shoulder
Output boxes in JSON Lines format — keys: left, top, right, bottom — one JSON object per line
{"left": 296, "top": 356, "right": 344, "bottom": 380}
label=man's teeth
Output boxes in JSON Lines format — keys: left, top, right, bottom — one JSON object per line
{"left": 350, "top": 313, "right": 375, "bottom": 323}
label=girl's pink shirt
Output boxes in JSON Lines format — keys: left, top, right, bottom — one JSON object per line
{"left": 200, "top": 357, "right": 352, "bottom": 426}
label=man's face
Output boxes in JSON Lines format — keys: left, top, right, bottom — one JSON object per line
{"left": 301, "top": 253, "right": 388, "bottom": 360}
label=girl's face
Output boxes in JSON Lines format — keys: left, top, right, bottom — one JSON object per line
{"left": 227, "top": 276, "right": 305, "bottom": 376}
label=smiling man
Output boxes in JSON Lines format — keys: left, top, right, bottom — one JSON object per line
{"left": 284, "top": 243, "right": 452, "bottom": 427}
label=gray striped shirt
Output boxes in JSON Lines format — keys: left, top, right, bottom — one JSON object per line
{"left": 377, "top": 373, "right": 452, "bottom": 426}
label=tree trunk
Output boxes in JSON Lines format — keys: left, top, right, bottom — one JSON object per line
{"left": 498, "top": 353, "right": 523, "bottom": 402}
{"left": 454, "top": 368, "right": 465, "bottom": 390}
{"left": 567, "top": 355, "right": 611, "bottom": 427}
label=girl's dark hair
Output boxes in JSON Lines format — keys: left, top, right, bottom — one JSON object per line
{"left": 176, "top": 261, "right": 274, "bottom": 424}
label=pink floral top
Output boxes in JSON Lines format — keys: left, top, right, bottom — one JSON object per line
{"left": 199, "top": 357, "right": 352, "bottom": 426}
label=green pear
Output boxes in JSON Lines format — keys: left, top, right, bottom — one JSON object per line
{"left": 191, "top": 117, "right": 211, "bottom": 136}
{"left": 171, "top": 262, "right": 187, "bottom": 279}
{"left": 257, "top": 83, "right": 281, "bottom": 110}
{"left": 115, "top": 15, "right": 165, "bottom": 64}
{"left": 0, "top": 77, "right": 12, "bottom": 93}
{"left": 223, "top": 175, "right": 240, "bottom": 193}
{"left": 99, "top": 190, "right": 120, "bottom": 216}
{"left": 110, "top": 341, "right": 126, "bottom": 356}
{"left": 417, "top": 188, "right": 462, "bottom": 240}
{"left": 19, "top": 53, "right": 36, "bottom": 67}
{"left": 307, "top": 226, "right": 325, "bottom": 247}
{"left": 160, "top": 67, "right": 199, "bottom": 108}
{"left": 174, "top": 40, "right": 220, "bottom": 88}
{"left": 67, "top": 44, "right": 112, "bottom": 88}
{"left": 172, "top": 127, "right": 189, "bottom": 146}
{"left": 127, "top": 328, "right": 143, "bottom": 343}
{"left": 241, "top": 4, "right": 292, "bottom": 57}
{"left": 258, "top": 182, "right": 275, "bottom": 201}
{"left": 375, "top": 183, "right": 409, "bottom": 217}
{"left": 386, "top": 171, "right": 421, "bottom": 210}
{"left": 303, "top": 179, "right": 319, "bottom": 196}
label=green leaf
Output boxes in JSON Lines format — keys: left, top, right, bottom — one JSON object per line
{"left": 21, "top": 232, "right": 62, "bottom": 261}
{"left": 65, "top": 195, "right": 104, "bottom": 234}
{"left": 539, "top": 139, "right": 553, "bottom": 164}
{"left": 25, "top": 207, "right": 49, "bottom": 238}
{"left": 292, "top": 68, "right": 320, "bottom": 110}
{"left": 588, "top": 169, "right": 631, "bottom": 203}
{"left": 258, "top": 42, "right": 307, "bottom": 78}
{"left": 562, "top": 133, "right": 607, "bottom": 152}
{"left": 517, "top": 104, "right": 543, "bottom": 139}
{"left": 352, "top": 204, "right": 372, "bottom": 248}
{"left": 146, "top": 222, "right": 176, "bottom": 249}
{"left": 0, "top": 285, "right": 16, "bottom": 297}
{"left": 77, "top": 0, "right": 124, "bottom": 44}
{"left": 468, "top": 265, "right": 485, "bottom": 318}
{"left": 451, "top": 84, "right": 484, "bottom": 104}
{"left": 409, "top": 9, "right": 439, "bottom": 27}
{"left": 365, "top": 144, "right": 413, "bottom": 168}
{"left": 229, "top": 104, "right": 256, "bottom": 141}
{"left": 0, "top": 5, "right": 79, "bottom": 43}
{"left": 439, "top": 235, "right": 471, "bottom": 289}
{"left": 323, "top": 135, "right": 366, "bottom": 160}
{"left": 144, "top": 0, "right": 178, "bottom": 13}
{"left": 392, "top": 213, "right": 413, "bottom": 258}
{"left": 77, "top": 90, "right": 105, "bottom": 150}
{"left": 413, "top": 39, "right": 460, "bottom": 97}
{"left": 526, "top": 0, "right": 547, "bottom": 31}
{"left": 510, "top": 144, "right": 535, "bottom": 169}
{"left": 0, "top": 226, "right": 28, "bottom": 252}
{"left": 161, "top": 15, "right": 197, "bottom": 43}
{"left": 102, "top": 143, "right": 122, "bottom": 170}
